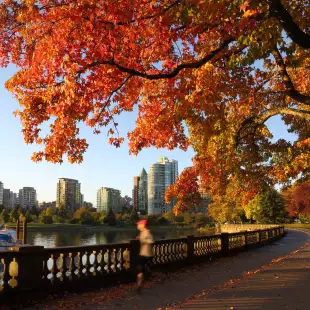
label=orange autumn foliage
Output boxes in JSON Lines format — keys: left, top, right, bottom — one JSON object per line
{"left": 0, "top": 0, "right": 309, "bottom": 207}
{"left": 283, "top": 181, "right": 310, "bottom": 217}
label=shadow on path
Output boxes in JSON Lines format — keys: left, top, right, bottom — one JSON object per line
{"left": 178, "top": 229, "right": 310, "bottom": 310}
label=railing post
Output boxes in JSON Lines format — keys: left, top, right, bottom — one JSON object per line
{"left": 129, "top": 239, "right": 140, "bottom": 277}
{"left": 9, "top": 245, "right": 45, "bottom": 292}
{"left": 187, "top": 235, "right": 195, "bottom": 263}
{"left": 258, "top": 230, "right": 262, "bottom": 244}
{"left": 221, "top": 233, "right": 230, "bottom": 256}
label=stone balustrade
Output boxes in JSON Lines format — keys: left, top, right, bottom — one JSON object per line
{"left": 0, "top": 225, "right": 285, "bottom": 298}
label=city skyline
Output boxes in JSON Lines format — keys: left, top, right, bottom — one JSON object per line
{"left": 0, "top": 66, "right": 297, "bottom": 207}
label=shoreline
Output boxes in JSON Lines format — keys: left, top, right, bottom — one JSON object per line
{"left": 7, "top": 223, "right": 206, "bottom": 233}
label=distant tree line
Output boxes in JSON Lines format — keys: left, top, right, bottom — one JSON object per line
{"left": 2, "top": 181, "right": 309, "bottom": 226}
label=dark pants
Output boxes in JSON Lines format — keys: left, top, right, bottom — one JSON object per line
{"left": 138, "top": 255, "right": 153, "bottom": 277}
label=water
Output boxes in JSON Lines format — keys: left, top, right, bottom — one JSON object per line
{"left": 27, "top": 228, "right": 213, "bottom": 248}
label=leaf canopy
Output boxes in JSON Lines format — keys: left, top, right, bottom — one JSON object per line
{"left": 0, "top": 0, "right": 309, "bottom": 206}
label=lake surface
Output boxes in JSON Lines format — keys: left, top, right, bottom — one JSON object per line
{"left": 27, "top": 228, "right": 213, "bottom": 248}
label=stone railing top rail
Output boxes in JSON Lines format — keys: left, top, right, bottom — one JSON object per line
{"left": 220, "top": 224, "right": 281, "bottom": 233}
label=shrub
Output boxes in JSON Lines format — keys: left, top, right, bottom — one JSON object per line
{"left": 157, "top": 217, "right": 169, "bottom": 225}
{"left": 40, "top": 215, "right": 53, "bottom": 224}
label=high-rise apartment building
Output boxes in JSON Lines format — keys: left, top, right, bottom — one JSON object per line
{"left": 148, "top": 162, "right": 165, "bottom": 214}
{"left": 159, "top": 156, "right": 178, "bottom": 212}
{"left": 0, "top": 182, "right": 3, "bottom": 205}
{"left": 97, "top": 187, "right": 121, "bottom": 213}
{"left": 3, "top": 189, "right": 11, "bottom": 209}
{"left": 138, "top": 168, "right": 148, "bottom": 214}
{"left": 10, "top": 192, "right": 17, "bottom": 209}
{"left": 82, "top": 201, "right": 93, "bottom": 209}
{"left": 132, "top": 176, "right": 140, "bottom": 210}
{"left": 38, "top": 201, "right": 56, "bottom": 210}
{"left": 148, "top": 157, "right": 178, "bottom": 214}
{"left": 18, "top": 187, "right": 38, "bottom": 209}
{"left": 56, "top": 178, "right": 81, "bottom": 215}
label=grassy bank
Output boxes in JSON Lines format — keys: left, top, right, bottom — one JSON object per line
{"left": 284, "top": 224, "right": 310, "bottom": 229}
{"left": 197, "top": 226, "right": 215, "bottom": 234}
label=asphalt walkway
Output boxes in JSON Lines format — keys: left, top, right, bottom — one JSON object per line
{"left": 177, "top": 229, "right": 310, "bottom": 310}
{"left": 25, "top": 229, "right": 310, "bottom": 310}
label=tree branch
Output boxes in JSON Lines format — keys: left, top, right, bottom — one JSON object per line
{"left": 78, "top": 39, "right": 232, "bottom": 80}
{"left": 270, "top": 0, "right": 310, "bottom": 48}
{"left": 95, "top": 74, "right": 133, "bottom": 122}
{"left": 235, "top": 107, "right": 310, "bottom": 147}
{"left": 272, "top": 47, "right": 310, "bottom": 105}
{"left": 257, "top": 107, "right": 310, "bottom": 124}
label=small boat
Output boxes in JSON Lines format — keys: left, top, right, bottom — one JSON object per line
{"left": 0, "top": 226, "right": 19, "bottom": 251}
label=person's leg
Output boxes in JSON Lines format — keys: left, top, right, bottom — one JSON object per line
{"left": 144, "top": 257, "right": 153, "bottom": 279}
{"left": 137, "top": 256, "right": 145, "bottom": 292}
{"left": 137, "top": 272, "right": 143, "bottom": 291}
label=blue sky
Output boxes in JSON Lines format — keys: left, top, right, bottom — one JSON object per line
{"left": 0, "top": 66, "right": 295, "bottom": 206}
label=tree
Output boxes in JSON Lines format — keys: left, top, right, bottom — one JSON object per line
{"left": 120, "top": 196, "right": 133, "bottom": 213}
{"left": 174, "top": 214, "right": 184, "bottom": 223}
{"left": 73, "top": 207, "right": 95, "bottom": 225}
{"left": 0, "top": 209, "right": 9, "bottom": 223}
{"left": 0, "top": 0, "right": 309, "bottom": 209}
{"left": 30, "top": 205, "right": 39, "bottom": 216}
{"left": 194, "top": 213, "right": 213, "bottom": 227}
{"left": 130, "top": 207, "right": 139, "bottom": 224}
{"left": 163, "top": 211, "right": 175, "bottom": 222}
{"left": 157, "top": 217, "right": 169, "bottom": 225}
{"left": 9, "top": 207, "right": 19, "bottom": 223}
{"left": 40, "top": 215, "right": 53, "bottom": 224}
{"left": 56, "top": 205, "right": 70, "bottom": 219}
{"left": 38, "top": 208, "right": 54, "bottom": 224}
{"left": 183, "top": 212, "right": 194, "bottom": 224}
{"left": 166, "top": 168, "right": 202, "bottom": 214}
{"left": 244, "top": 187, "right": 286, "bottom": 223}
{"left": 207, "top": 176, "right": 246, "bottom": 223}
{"left": 283, "top": 181, "right": 310, "bottom": 218}
{"left": 18, "top": 206, "right": 25, "bottom": 217}
{"left": 103, "top": 207, "right": 117, "bottom": 226}
{"left": 45, "top": 207, "right": 54, "bottom": 217}
{"left": 25, "top": 210, "right": 32, "bottom": 223}
{"left": 120, "top": 213, "right": 130, "bottom": 222}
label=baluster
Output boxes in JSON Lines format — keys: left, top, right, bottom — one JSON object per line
{"left": 73, "top": 251, "right": 81, "bottom": 279}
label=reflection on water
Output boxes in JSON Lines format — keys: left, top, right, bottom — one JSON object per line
{"left": 27, "top": 228, "right": 213, "bottom": 248}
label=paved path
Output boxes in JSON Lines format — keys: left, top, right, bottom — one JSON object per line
{"left": 177, "top": 229, "right": 310, "bottom": 310}
{"left": 25, "top": 229, "right": 310, "bottom": 310}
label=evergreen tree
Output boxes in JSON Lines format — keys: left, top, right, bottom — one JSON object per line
{"left": 0, "top": 209, "right": 9, "bottom": 223}
{"left": 103, "top": 207, "right": 117, "bottom": 226}
{"left": 30, "top": 205, "right": 39, "bottom": 216}
{"left": 130, "top": 207, "right": 139, "bottom": 224}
